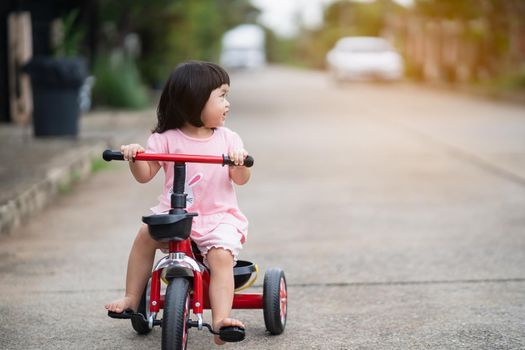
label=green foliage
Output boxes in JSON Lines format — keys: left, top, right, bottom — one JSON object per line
{"left": 496, "top": 68, "right": 525, "bottom": 91}
{"left": 324, "top": 0, "right": 403, "bottom": 37}
{"left": 217, "top": 0, "right": 260, "bottom": 27}
{"left": 264, "top": 29, "right": 298, "bottom": 65}
{"left": 414, "top": 0, "right": 480, "bottom": 19}
{"left": 58, "top": 170, "right": 81, "bottom": 194}
{"left": 97, "top": 0, "right": 258, "bottom": 87}
{"left": 272, "top": 0, "right": 404, "bottom": 69}
{"left": 92, "top": 55, "right": 150, "bottom": 109}
{"left": 53, "top": 9, "right": 85, "bottom": 57}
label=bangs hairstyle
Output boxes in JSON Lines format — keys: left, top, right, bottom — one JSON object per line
{"left": 154, "top": 61, "right": 230, "bottom": 133}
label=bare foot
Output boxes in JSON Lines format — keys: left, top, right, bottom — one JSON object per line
{"left": 213, "top": 318, "right": 245, "bottom": 345}
{"left": 104, "top": 296, "right": 135, "bottom": 313}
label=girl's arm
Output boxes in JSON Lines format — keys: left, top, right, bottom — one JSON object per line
{"left": 121, "top": 144, "right": 161, "bottom": 183}
{"left": 228, "top": 149, "right": 251, "bottom": 185}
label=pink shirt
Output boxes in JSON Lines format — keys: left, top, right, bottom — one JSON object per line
{"left": 146, "top": 127, "right": 248, "bottom": 241}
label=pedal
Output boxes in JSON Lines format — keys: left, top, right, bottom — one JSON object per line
{"left": 219, "top": 326, "right": 246, "bottom": 342}
{"left": 186, "top": 319, "right": 245, "bottom": 342}
{"left": 107, "top": 309, "right": 134, "bottom": 319}
{"left": 130, "top": 312, "right": 147, "bottom": 323}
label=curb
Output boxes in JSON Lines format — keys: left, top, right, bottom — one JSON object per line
{"left": 0, "top": 141, "right": 107, "bottom": 236}
{"left": 0, "top": 109, "right": 153, "bottom": 237}
{"left": 409, "top": 80, "right": 525, "bottom": 106}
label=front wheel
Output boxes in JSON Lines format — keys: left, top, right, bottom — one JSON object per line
{"left": 263, "top": 268, "right": 287, "bottom": 335}
{"left": 162, "top": 278, "right": 191, "bottom": 350}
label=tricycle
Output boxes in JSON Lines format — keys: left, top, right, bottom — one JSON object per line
{"left": 103, "top": 149, "right": 287, "bottom": 350}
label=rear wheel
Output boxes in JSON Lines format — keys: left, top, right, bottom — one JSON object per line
{"left": 263, "top": 268, "right": 287, "bottom": 335}
{"left": 162, "top": 278, "right": 191, "bottom": 350}
{"left": 131, "top": 278, "right": 153, "bottom": 334}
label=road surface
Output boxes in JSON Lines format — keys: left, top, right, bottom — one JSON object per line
{"left": 1, "top": 67, "right": 524, "bottom": 349}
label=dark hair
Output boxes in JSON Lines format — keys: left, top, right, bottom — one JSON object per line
{"left": 154, "top": 61, "right": 230, "bottom": 133}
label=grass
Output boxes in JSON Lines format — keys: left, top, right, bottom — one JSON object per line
{"left": 495, "top": 70, "right": 525, "bottom": 92}
{"left": 91, "top": 157, "right": 113, "bottom": 174}
{"left": 58, "top": 170, "right": 81, "bottom": 194}
{"left": 57, "top": 157, "right": 115, "bottom": 195}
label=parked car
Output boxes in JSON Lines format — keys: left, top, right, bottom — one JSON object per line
{"left": 326, "top": 36, "right": 404, "bottom": 82}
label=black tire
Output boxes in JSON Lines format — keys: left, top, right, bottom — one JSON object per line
{"left": 131, "top": 278, "right": 153, "bottom": 335}
{"left": 162, "top": 278, "right": 191, "bottom": 350}
{"left": 263, "top": 268, "right": 287, "bottom": 335}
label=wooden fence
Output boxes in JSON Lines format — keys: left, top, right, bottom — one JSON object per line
{"left": 383, "top": 6, "right": 525, "bottom": 83}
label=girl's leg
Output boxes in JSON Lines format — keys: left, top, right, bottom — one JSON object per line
{"left": 105, "top": 224, "right": 161, "bottom": 313}
{"left": 206, "top": 247, "right": 244, "bottom": 345}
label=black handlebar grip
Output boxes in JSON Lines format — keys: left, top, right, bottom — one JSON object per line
{"left": 103, "top": 149, "right": 125, "bottom": 162}
{"left": 223, "top": 155, "right": 254, "bottom": 168}
{"left": 244, "top": 155, "right": 254, "bottom": 167}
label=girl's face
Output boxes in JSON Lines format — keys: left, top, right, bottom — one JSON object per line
{"left": 200, "top": 84, "right": 230, "bottom": 128}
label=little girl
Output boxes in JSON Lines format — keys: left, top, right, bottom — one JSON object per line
{"left": 105, "top": 61, "right": 250, "bottom": 345}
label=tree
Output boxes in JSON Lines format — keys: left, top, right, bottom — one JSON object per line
{"left": 292, "top": 0, "right": 404, "bottom": 68}
{"left": 96, "top": 0, "right": 258, "bottom": 86}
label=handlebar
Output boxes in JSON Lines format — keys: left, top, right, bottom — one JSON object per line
{"left": 102, "top": 149, "right": 254, "bottom": 168}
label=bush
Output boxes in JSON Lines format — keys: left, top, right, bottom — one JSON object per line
{"left": 92, "top": 54, "right": 150, "bottom": 109}
{"left": 501, "top": 70, "right": 525, "bottom": 91}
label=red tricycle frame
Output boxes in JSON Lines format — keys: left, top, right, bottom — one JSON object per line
{"left": 104, "top": 150, "right": 287, "bottom": 350}
{"left": 148, "top": 239, "right": 264, "bottom": 315}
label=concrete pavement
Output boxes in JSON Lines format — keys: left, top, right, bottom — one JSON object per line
{"left": 0, "top": 66, "right": 524, "bottom": 349}
{"left": 0, "top": 110, "right": 154, "bottom": 236}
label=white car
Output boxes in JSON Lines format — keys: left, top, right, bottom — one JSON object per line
{"left": 326, "top": 36, "right": 404, "bottom": 82}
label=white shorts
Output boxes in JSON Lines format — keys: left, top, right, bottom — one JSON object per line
{"left": 191, "top": 224, "right": 244, "bottom": 267}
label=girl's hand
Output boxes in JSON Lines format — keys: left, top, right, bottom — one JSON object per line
{"left": 120, "top": 144, "right": 145, "bottom": 162}
{"left": 229, "top": 148, "right": 251, "bottom": 185}
{"left": 229, "top": 148, "right": 249, "bottom": 166}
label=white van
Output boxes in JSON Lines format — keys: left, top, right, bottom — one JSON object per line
{"left": 220, "top": 24, "right": 266, "bottom": 69}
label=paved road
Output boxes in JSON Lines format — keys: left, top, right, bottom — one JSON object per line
{"left": 1, "top": 67, "right": 524, "bottom": 349}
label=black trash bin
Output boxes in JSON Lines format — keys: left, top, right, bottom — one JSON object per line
{"left": 23, "top": 56, "right": 88, "bottom": 137}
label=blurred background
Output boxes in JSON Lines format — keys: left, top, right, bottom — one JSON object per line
{"left": 1, "top": 2, "right": 525, "bottom": 348}
{"left": 1, "top": 0, "right": 524, "bottom": 129}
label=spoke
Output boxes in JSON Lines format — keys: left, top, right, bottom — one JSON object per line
{"left": 279, "top": 277, "right": 287, "bottom": 322}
